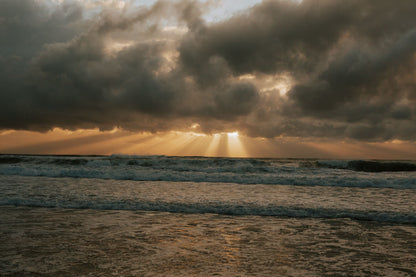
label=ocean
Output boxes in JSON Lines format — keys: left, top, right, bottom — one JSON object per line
{"left": 0, "top": 154, "right": 415, "bottom": 276}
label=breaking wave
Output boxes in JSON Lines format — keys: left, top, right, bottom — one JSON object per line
{"left": 0, "top": 155, "right": 415, "bottom": 189}
{"left": 316, "top": 160, "right": 416, "bottom": 172}
{"left": 2, "top": 198, "right": 414, "bottom": 224}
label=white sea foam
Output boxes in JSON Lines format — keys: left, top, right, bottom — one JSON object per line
{"left": 2, "top": 197, "right": 414, "bottom": 224}
{"left": 0, "top": 155, "right": 415, "bottom": 189}
{"left": 1, "top": 157, "right": 414, "bottom": 277}
{"left": 1, "top": 175, "right": 415, "bottom": 224}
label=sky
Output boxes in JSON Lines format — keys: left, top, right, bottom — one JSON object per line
{"left": 1, "top": 0, "right": 416, "bottom": 158}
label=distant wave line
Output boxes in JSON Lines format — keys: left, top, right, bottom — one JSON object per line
{"left": 1, "top": 201, "right": 414, "bottom": 224}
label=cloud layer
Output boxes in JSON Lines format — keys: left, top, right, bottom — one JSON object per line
{"left": 1, "top": 0, "right": 416, "bottom": 141}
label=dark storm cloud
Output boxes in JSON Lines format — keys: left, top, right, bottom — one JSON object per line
{"left": 179, "top": 0, "right": 354, "bottom": 75}
{"left": 176, "top": 0, "right": 416, "bottom": 140}
{"left": 0, "top": 0, "right": 84, "bottom": 129}
{"left": 0, "top": 0, "right": 83, "bottom": 57}
{"left": 1, "top": 0, "right": 416, "bottom": 141}
{"left": 0, "top": 0, "right": 259, "bottom": 132}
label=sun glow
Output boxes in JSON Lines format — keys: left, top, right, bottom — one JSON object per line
{"left": 226, "top": 132, "right": 247, "bottom": 157}
{"left": 227, "top": 132, "right": 239, "bottom": 138}
{"left": 1, "top": 128, "right": 416, "bottom": 159}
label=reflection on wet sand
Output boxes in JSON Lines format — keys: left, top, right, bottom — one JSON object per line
{"left": 2, "top": 206, "right": 414, "bottom": 276}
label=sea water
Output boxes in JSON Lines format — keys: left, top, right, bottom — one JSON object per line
{"left": 0, "top": 155, "right": 415, "bottom": 276}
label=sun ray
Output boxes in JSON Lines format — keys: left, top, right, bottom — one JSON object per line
{"left": 205, "top": 134, "right": 221, "bottom": 157}
{"left": 138, "top": 132, "right": 180, "bottom": 155}
{"left": 0, "top": 128, "right": 138, "bottom": 155}
{"left": 227, "top": 132, "right": 248, "bottom": 157}
{"left": 216, "top": 134, "right": 229, "bottom": 157}
{"left": 114, "top": 133, "right": 158, "bottom": 154}
{"left": 180, "top": 135, "right": 214, "bottom": 156}
{"left": 171, "top": 135, "right": 201, "bottom": 156}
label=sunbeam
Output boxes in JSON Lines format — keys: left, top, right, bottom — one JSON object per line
{"left": 227, "top": 132, "right": 248, "bottom": 157}
{"left": 205, "top": 134, "right": 221, "bottom": 157}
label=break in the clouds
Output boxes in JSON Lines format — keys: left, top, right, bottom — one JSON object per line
{"left": 1, "top": 0, "right": 416, "bottom": 141}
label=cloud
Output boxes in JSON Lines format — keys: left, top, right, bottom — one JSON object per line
{"left": 1, "top": 0, "right": 416, "bottom": 141}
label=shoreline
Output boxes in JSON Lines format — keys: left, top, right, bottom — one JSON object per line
{"left": 1, "top": 205, "right": 415, "bottom": 276}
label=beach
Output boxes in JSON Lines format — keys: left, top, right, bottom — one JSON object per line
{"left": 0, "top": 155, "right": 415, "bottom": 276}
{"left": 1, "top": 206, "right": 415, "bottom": 276}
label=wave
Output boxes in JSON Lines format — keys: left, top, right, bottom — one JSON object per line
{"left": 1, "top": 199, "right": 414, "bottom": 224}
{"left": 2, "top": 154, "right": 415, "bottom": 172}
{"left": 0, "top": 156, "right": 26, "bottom": 164}
{"left": 1, "top": 164, "right": 415, "bottom": 188}
{"left": 0, "top": 154, "right": 273, "bottom": 172}
{"left": 316, "top": 160, "right": 416, "bottom": 172}
{"left": 0, "top": 155, "right": 415, "bottom": 189}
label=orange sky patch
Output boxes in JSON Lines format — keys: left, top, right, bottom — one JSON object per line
{"left": 1, "top": 128, "right": 416, "bottom": 159}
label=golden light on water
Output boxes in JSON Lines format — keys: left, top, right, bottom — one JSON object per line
{"left": 0, "top": 128, "right": 416, "bottom": 159}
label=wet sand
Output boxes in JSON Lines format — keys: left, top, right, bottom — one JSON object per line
{"left": 1, "top": 206, "right": 415, "bottom": 276}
